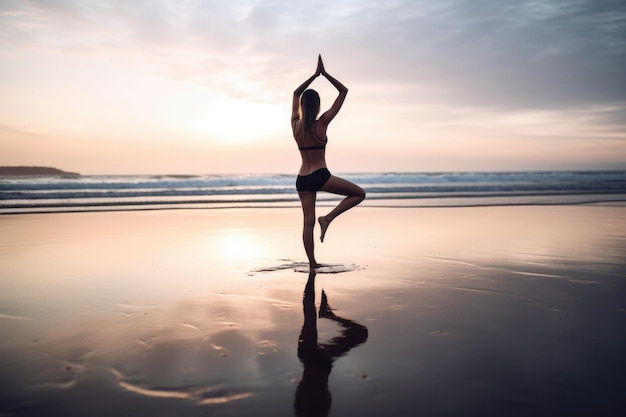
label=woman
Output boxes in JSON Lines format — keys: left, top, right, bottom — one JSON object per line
{"left": 291, "top": 55, "right": 365, "bottom": 269}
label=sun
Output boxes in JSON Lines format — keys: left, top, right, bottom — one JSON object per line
{"left": 188, "top": 97, "right": 284, "bottom": 144}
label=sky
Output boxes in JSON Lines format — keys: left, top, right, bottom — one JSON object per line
{"left": 1, "top": 0, "right": 625, "bottom": 174}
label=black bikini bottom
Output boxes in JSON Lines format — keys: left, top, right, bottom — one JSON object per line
{"left": 296, "top": 168, "right": 331, "bottom": 192}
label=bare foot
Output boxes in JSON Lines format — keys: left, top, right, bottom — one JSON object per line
{"left": 318, "top": 216, "right": 330, "bottom": 242}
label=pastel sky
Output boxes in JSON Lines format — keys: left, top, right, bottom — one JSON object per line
{"left": 1, "top": 0, "right": 625, "bottom": 174}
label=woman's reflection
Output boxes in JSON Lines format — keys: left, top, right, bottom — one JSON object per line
{"left": 294, "top": 271, "right": 369, "bottom": 417}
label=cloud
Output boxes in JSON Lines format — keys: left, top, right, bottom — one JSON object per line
{"left": 301, "top": 0, "right": 626, "bottom": 111}
{"left": 423, "top": 5, "right": 617, "bottom": 101}
{"left": 1, "top": 0, "right": 626, "bottom": 109}
{"left": 1, "top": 0, "right": 624, "bottom": 144}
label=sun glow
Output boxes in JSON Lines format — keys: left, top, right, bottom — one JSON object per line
{"left": 187, "top": 97, "right": 285, "bottom": 144}
{"left": 216, "top": 232, "right": 265, "bottom": 262}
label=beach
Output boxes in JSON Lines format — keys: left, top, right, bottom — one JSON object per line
{"left": 1, "top": 204, "right": 625, "bottom": 416}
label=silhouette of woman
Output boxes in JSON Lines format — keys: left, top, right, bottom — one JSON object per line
{"left": 291, "top": 55, "right": 365, "bottom": 269}
{"left": 294, "top": 271, "right": 368, "bottom": 417}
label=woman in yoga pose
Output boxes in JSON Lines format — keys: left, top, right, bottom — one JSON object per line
{"left": 291, "top": 55, "right": 365, "bottom": 269}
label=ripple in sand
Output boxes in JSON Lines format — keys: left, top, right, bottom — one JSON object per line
{"left": 512, "top": 270, "right": 601, "bottom": 284}
{"left": 180, "top": 322, "right": 203, "bottom": 332}
{"left": 0, "top": 312, "right": 29, "bottom": 320}
{"left": 217, "top": 293, "right": 295, "bottom": 309}
{"left": 255, "top": 339, "right": 279, "bottom": 356}
{"left": 111, "top": 368, "right": 253, "bottom": 404}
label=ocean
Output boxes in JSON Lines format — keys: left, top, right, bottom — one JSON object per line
{"left": 1, "top": 171, "right": 625, "bottom": 214}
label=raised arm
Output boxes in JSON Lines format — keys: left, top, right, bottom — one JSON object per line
{"left": 318, "top": 56, "right": 348, "bottom": 126}
{"left": 291, "top": 74, "right": 314, "bottom": 130}
{"left": 291, "top": 58, "right": 323, "bottom": 129}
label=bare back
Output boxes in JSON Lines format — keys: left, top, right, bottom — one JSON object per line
{"left": 293, "top": 120, "right": 328, "bottom": 176}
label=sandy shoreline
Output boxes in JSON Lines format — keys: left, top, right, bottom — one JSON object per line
{"left": 1, "top": 205, "right": 625, "bottom": 416}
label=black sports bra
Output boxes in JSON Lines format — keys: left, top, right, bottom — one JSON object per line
{"left": 298, "top": 143, "right": 326, "bottom": 151}
{"left": 297, "top": 122, "right": 327, "bottom": 151}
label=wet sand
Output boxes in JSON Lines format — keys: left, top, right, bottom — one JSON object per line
{"left": 1, "top": 205, "right": 625, "bottom": 416}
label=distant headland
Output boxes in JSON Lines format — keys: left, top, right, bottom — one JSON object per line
{"left": 0, "top": 166, "right": 80, "bottom": 176}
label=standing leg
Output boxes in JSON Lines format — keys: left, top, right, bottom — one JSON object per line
{"left": 318, "top": 175, "right": 365, "bottom": 242}
{"left": 298, "top": 191, "right": 320, "bottom": 269}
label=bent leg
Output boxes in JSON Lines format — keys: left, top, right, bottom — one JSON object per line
{"left": 298, "top": 191, "right": 320, "bottom": 269}
{"left": 318, "top": 175, "right": 365, "bottom": 242}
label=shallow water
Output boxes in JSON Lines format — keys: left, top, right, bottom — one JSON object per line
{"left": 1, "top": 206, "right": 625, "bottom": 416}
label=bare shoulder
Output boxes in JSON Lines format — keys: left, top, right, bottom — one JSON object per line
{"left": 318, "top": 91, "right": 347, "bottom": 125}
{"left": 313, "top": 120, "right": 328, "bottom": 141}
